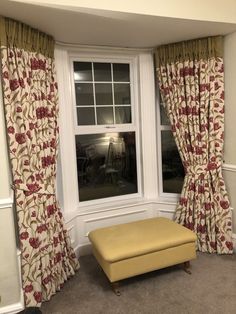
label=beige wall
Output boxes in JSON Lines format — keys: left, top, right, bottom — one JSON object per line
{"left": 224, "top": 32, "right": 236, "bottom": 165}
{"left": 224, "top": 32, "right": 236, "bottom": 233}
{"left": 21, "top": 0, "right": 236, "bottom": 23}
{"left": 224, "top": 171, "right": 236, "bottom": 231}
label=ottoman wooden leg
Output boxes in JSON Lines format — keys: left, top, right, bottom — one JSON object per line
{"left": 111, "top": 281, "right": 121, "bottom": 296}
{"left": 183, "top": 261, "right": 191, "bottom": 274}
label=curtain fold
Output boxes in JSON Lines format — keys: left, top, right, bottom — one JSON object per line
{"left": 155, "top": 36, "right": 233, "bottom": 254}
{"left": 0, "top": 17, "right": 79, "bottom": 307}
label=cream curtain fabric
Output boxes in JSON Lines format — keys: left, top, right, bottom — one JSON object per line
{"left": 0, "top": 17, "right": 79, "bottom": 307}
{"left": 155, "top": 36, "right": 233, "bottom": 254}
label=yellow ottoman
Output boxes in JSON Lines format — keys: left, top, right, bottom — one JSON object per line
{"left": 88, "top": 217, "right": 197, "bottom": 294}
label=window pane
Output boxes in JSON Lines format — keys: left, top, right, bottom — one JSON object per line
{"left": 114, "top": 84, "right": 130, "bottom": 104}
{"left": 74, "top": 62, "right": 92, "bottom": 81}
{"left": 75, "top": 132, "right": 138, "bottom": 202}
{"left": 75, "top": 83, "right": 93, "bottom": 106}
{"left": 95, "top": 83, "right": 113, "bottom": 106}
{"left": 161, "top": 131, "right": 184, "bottom": 193}
{"left": 96, "top": 107, "right": 114, "bottom": 125}
{"left": 113, "top": 63, "right": 130, "bottom": 82}
{"left": 160, "top": 103, "right": 170, "bottom": 125}
{"left": 77, "top": 107, "right": 95, "bottom": 125}
{"left": 94, "top": 63, "right": 111, "bottom": 81}
{"left": 115, "top": 107, "right": 131, "bottom": 124}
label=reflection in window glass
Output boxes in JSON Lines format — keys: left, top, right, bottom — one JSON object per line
{"left": 115, "top": 107, "right": 131, "bottom": 124}
{"left": 114, "top": 84, "right": 130, "bottom": 104}
{"left": 95, "top": 83, "right": 113, "bottom": 106}
{"left": 161, "top": 131, "right": 184, "bottom": 193}
{"left": 77, "top": 108, "right": 95, "bottom": 126}
{"left": 113, "top": 64, "right": 130, "bottom": 82}
{"left": 94, "top": 63, "right": 111, "bottom": 81}
{"left": 74, "top": 62, "right": 92, "bottom": 81}
{"left": 75, "top": 132, "right": 137, "bottom": 201}
{"left": 75, "top": 83, "right": 93, "bottom": 106}
{"left": 96, "top": 107, "right": 114, "bottom": 125}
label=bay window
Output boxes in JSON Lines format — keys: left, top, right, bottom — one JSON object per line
{"left": 56, "top": 46, "right": 182, "bottom": 215}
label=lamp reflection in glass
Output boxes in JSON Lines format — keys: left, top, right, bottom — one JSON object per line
{"left": 75, "top": 132, "right": 137, "bottom": 201}
{"left": 96, "top": 107, "right": 114, "bottom": 125}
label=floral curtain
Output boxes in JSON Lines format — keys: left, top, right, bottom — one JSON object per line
{"left": 155, "top": 36, "right": 233, "bottom": 254}
{"left": 0, "top": 17, "right": 79, "bottom": 307}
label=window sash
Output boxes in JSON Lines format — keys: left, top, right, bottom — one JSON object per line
{"left": 69, "top": 54, "right": 142, "bottom": 205}
{"left": 70, "top": 57, "right": 137, "bottom": 134}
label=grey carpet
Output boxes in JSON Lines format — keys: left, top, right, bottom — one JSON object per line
{"left": 39, "top": 253, "right": 236, "bottom": 314}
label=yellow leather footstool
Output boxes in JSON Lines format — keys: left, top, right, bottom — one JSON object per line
{"left": 88, "top": 217, "right": 197, "bottom": 295}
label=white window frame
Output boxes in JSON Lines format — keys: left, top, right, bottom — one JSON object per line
{"left": 71, "top": 57, "right": 135, "bottom": 133}
{"left": 71, "top": 53, "right": 142, "bottom": 207}
{"left": 71, "top": 56, "right": 137, "bottom": 132}
{"left": 56, "top": 46, "right": 155, "bottom": 213}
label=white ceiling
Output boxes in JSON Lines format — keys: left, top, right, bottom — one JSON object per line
{"left": 1, "top": 0, "right": 236, "bottom": 48}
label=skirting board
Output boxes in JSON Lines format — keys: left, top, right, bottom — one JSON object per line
{"left": 0, "top": 303, "right": 24, "bottom": 314}
{"left": 232, "top": 234, "right": 236, "bottom": 253}
{"left": 76, "top": 243, "right": 92, "bottom": 257}
{"left": 0, "top": 293, "right": 24, "bottom": 314}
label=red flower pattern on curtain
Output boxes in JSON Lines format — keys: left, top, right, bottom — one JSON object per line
{"left": 157, "top": 54, "right": 233, "bottom": 254}
{"left": 1, "top": 46, "right": 79, "bottom": 306}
